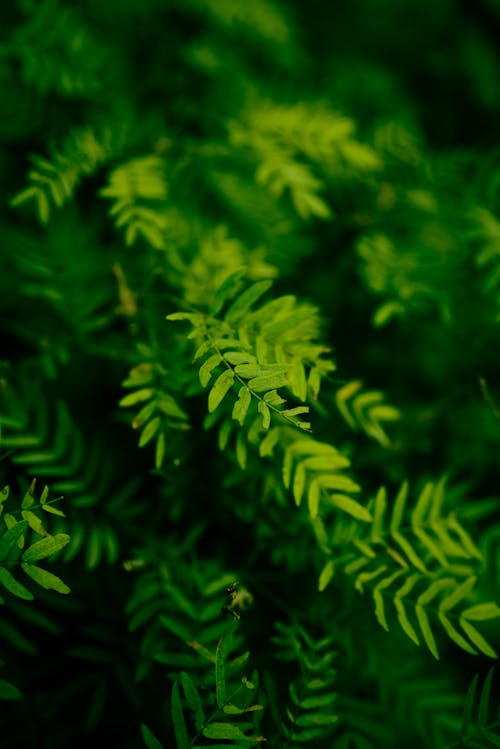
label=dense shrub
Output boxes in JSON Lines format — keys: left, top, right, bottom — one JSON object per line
{"left": 0, "top": 1, "right": 499, "bottom": 746}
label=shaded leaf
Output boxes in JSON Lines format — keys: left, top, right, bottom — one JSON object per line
{"left": 216, "top": 638, "right": 226, "bottom": 708}
{"left": 171, "top": 681, "right": 189, "bottom": 749}
{"left": 181, "top": 672, "right": 205, "bottom": 731}
{"left": 0, "top": 679, "right": 22, "bottom": 701}
{"left": 0, "top": 521, "right": 28, "bottom": 562}
{"left": 202, "top": 723, "right": 260, "bottom": 741}
{"left": 140, "top": 724, "right": 164, "bottom": 749}
{"left": 0, "top": 567, "right": 33, "bottom": 600}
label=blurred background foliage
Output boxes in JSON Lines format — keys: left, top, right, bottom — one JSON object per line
{"left": 0, "top": 0, "right": 499, "bottom": 747}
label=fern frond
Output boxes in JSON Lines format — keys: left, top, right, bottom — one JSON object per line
{"left": 273, "top": 621, "right": 339, "bottom": 746}
{"left": 11, "top": 126, "right": 125, "bottom": 224}
{"left": 335, "top": 380, "right": 401, "bottom": 446}
{"left": 189, "top": 0, "right": 295, "bottom": 49}
{"left": 178, "top": 225, "right": 277, "bottom": 311}
{"left": 0, "top": 659, "right": 22, "bottom": 701}
{"left": 206, "top": 171, "right": 308, "bottom": 272}
{"left": 120, "top": 346, "right": 190, "bottom": 470}
{"left": 167, "top": 277, "right": 374, "bottom": 523}
{"left": 0, "top": 368, "right": 142, "bottom": 568}
{"left": 479, "top": 522, "right": 500, "bottom": 590}
{"left": 373, "top": 121, "right": 423, "bottom": 168}
{"left": 168, "top": 274, "right": 335, "bottom": 417}
{"left": 319, "top": 479, "right": 499, "bottom": 658}
{"left": 0, "top": 481, "right": 70, "bottom": 601}
{"left": 232, "top": 101, "right": 381, "bottom": 173}
{"left": 142, "top": 631, "right": 265, "bottom": 748}
{"left": 457, "top": 668, "right": 500, "bottom": 748}
{"left": 126, "top": 552, "right": 247, "bottom": 684}
{"left": 266, "top": 428, "right": 369, "bottom": 522}
{"left": 7, "top": 0, "right": 108, "bottom": 97}
{"left": 100, "top": 155, "right": 169, "bottom": 249}
{"left": 254, "top": 141, "right": 332, "bottom": 220}
{"left": 356, "top": 233, "right": 430, "bottom": 326}
{"left": 229, "top": 101, "right": 381, "bottom": 224}
{"left": 5, "top": 209, "right": 115, "bottom": 348}
{"left": 467, "top": 207, "right": 500, "bottom": 322}
{"left": 356, "top": 227, "right": 461, "bottom": 327}
{"left": 379, "top": 666, "right": 461, "bottom": 748}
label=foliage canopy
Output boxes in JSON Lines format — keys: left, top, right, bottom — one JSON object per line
{"left": 0, "top": 0, "right": 500, "bottom": 746}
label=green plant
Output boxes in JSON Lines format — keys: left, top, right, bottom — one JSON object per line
{"left": 1, "top": 0, "right": 500, "bottom": 746}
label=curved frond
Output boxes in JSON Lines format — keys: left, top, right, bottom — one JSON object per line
{"left": 320, "top": 479, "right": 499, "bottom": 659}
{"left": 335, "top": 380, "right": 400, "bottom": 446}
{"left": 11, "top": 126, "right": 126, "bottom": 224}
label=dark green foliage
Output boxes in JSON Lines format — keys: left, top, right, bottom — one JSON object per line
{"left": 458, "top": 668, "right": 500, "bottom": 748}
{"left": 0, "top": 0, "right": 500, "bottom": 747}
{"left": 272, "top": 621, "right": 339, "bottom": 746}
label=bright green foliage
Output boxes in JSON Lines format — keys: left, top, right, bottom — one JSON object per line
{"left": 0, "top": 481, "right": 70, "bottom": 600}
{"left": 1, "top": 0, "right": 500, "bottom": 746}
{"left": 230, "top": 102, "right": 381, "bottom": 220}
{"left": 277, "top": 430, "right": 367, "bottom": 521}
{"left": 168, "top": 275, "right": 335, "bottom": 425}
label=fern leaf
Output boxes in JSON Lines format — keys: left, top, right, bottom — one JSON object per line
{"left": 202, "top": 721, "right": 263, "bottom": 741}
{"left": 21, "top": 533, "right": 70, "bottom": 563}
{"left": 225, "top": 280, "right": 273, "bottom": 323}
{"left": 208, "top": 369, "right": 236, "bottom": 412}
{"left": 216, "top": 637, "right": 227, "bottom": 708}
{"left": 0, "top": 678, "right": 22, "bottom": 701}
{"left": 171, "top": 681, "right": 189, "bottom": 749}
{"left": 0, "top": 568, "right": 33, "bottom": 601}
{"left": 273, "top": 621, "right": 338, "bottom": 746}
{"left": 0, "top": 521, "right": 29, "bottom": 562}
{"left": 181, "top": 672, "right": 205, "bottom": 731}
{"left": 415, "top": 579, "right": 452, "bottom": 660}
{"left": 141, "top": 725, "right": 164, "bottom": 749}
{"left": 100, "top": 155, "right": 169, "bottom": 249}
{"left": 232, "top": 387, "right": 252, "bottom": 426}
{"left": 120, "top": 351, "right": 189, "bottom": 468}
{"left": 318, "top": 559, "right": 336, "bottom": 592}
{"left": 282, "top": 433, "right": 368, "bottom": 521}
{"left": 461, "top": 669, "right": 500, "bottom": 747}
{"left": 21, "top": 565, "right": 70, "bottom": 594}
{"left": 11, "top": 126, "right": 121, "bottom": 223}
